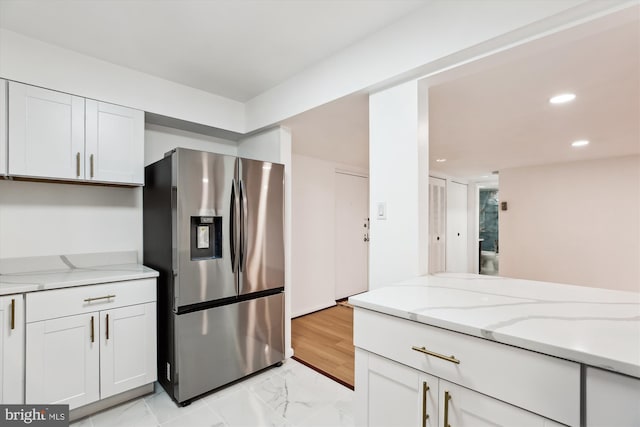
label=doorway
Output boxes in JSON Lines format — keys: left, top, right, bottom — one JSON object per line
{"left": 479, "top": 187, "right": 499, "bottom": 275}
{"left": 334, "top": 171, "right": 369, "bottom": 299}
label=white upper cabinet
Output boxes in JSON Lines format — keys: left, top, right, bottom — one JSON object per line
{"left": 0, "top": 79, "right": 7, "bottom": 176}
{"left": 8, "top": 81, "right": 144, "bottom": 185}
{"left": 9, "top": 82, "right": 85, "bottom": 180}
{"left": 85, "top": 100, "right": 144, "bottom": 185}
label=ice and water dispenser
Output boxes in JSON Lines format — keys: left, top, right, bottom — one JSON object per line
{"left": 190, "top": 216, "right": 222, "bottom": 260}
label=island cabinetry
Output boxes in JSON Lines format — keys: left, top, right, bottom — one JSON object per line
{"left": 356, "top": 349, "right": 439, "bottom": 427}
{"left": 585, "top": 367, "right": 640, "bottom": 427}
{"left": 0, "top": 294, "right": 25, "bottom": 404}
{"left": 8, "top": 81, "right": 143, "bottom": 185}
{"left": 25, "top": 278, "right": 156, "bottom": 410}
{"left": 354, "top": 308, "right": 579, "bottom": 426}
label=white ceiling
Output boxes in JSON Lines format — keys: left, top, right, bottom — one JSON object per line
{"left": 287, "top": 6, "right": 639, "bottom": 175}
{"left": 428, "top": 9, "right": 640, "bottom": 180}
{"left": 0, "top": 0, "right": 426, "bottom": 102}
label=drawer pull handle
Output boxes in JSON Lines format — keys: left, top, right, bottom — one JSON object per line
{"left": 10, "top": 299, "right": 15, "bottom": 330}
{"left": 84, "top": 294, "right": 116, "bottom": 303}
{"left": 90, "top": 154, "right": 95, "bottom": 178}
{"left": 106, "top": 313, "right": 109, "bottom": 340}
{"left": 422, "top": 381, "right": 429, "bottom": 427}
{"left": 444, "top": 390, "right": 452, "bottom": 427}
{"left": 76, "top": 152, "right": 81, "bottom": 177}
{"left": 90, "top": 316, "right": 95, "bottom": 343}
{"left": 411, "top": 346, "right": 460, "bottom": 364}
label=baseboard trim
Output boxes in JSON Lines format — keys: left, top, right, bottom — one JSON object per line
{"left": 70, "top": 383, "right": 155, "bottom": 422}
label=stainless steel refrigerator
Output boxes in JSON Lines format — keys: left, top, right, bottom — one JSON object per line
{"left": 143, "top": 148, "right": 285, "bottom": 406}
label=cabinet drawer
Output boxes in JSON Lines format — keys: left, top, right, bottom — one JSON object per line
{"left": 26, "top": 279, "right": 156, "bottom": 323}
{"left": 354, "top": 308, "right": 580, "bottom": 426}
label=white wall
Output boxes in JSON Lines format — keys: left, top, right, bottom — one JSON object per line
{"left": 0, "top": 125, "right": 240, "bottom": 261}
{"left": 368, "top": 80, "right": 429, "bottom": 289}
{"left": 145, "top": 123, "right": 238, "bottom": 165}
{"left": 291, "top": 154, "right": 368, "bottom": 317}
{"left": 0, "top": 180, "right": 142, "bottom": 259}
{"left": 499, "top": 155, "right": 640, "bottom": 292}
{"left": 0, "top": 29, "right": 245, "bottom": 133}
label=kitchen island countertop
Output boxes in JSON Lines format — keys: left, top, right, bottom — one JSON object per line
{"left": 349, "top": 273, "right": 640, "bottom": 378}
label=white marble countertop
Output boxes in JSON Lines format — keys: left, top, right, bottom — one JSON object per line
{"left": 349, "top": 273, "right": 640, "bottom": 379}
{"left": 0, "top": 251, "right": 158, "bottom": 296}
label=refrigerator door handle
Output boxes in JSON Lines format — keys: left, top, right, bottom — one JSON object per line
{"left": 230, "top": 180, "right": 237, "bottom": 272}
{"left": 239, "top": 179, "right": 248, "bottom": 273}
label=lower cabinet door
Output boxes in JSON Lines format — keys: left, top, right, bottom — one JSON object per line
{"left": 0, "top": 295, "right": 25, "bottom": 404}
{"left": 100, "top": 302, "right": 157, "bottom": 398}
{"left": 26, "top": 312, "right": 100, "bottom": 409}
{"left": 438, "top": 380, "right": 562, "bottom": 427}
{"left": 356, "top": 349, "right": 439, "bottom": 427}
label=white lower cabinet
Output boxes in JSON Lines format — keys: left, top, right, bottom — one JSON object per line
{"left": 585, "top": 367, "right": 640, "bottom": 427}
{"left": 25, "top": 279, "right": 157, "bottom": 410}
{"left": 438, "top": 380, "right": 563, "bottom": 427}
{"left": 100, "top": 303, "right": 156, "bottom": 398}
{"left": 0, "top": 295, "right": 25, "bottom": 404}
{"left": 26, "top": 313, "right": 99, "bottom": 408}
{"left": 356, "top": 350, "right": 561, "bottom": 427}
{"left": 354, "top": 308, "right": 579, "bottom": 426}
{"left": 357, "top": 349, "right": 438, "bottom": 427}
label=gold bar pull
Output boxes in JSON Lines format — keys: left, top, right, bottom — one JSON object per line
{"left": 10, "top": 299, "right": 15, "bottom": 330}
{"left": 76, "top": 152, "right": 81, "bottom": 177}
{"left": 422, "top": 381, "right": 429, "bottom": 427}
{"left": 412, "top": 346, "right": 460, "bottom": 364}
{"left": 84, "top": 294, "right": 116, "bottom": 303}
{"left": 90, "top": 154, "right": 94, "bottom": 178}
{"left": 444, "top": 391, "right": 452, "bottom": 427}
{"left": 90, "top": 316, "right": 95, "bottom": 343}
{"left": 106, "top": 313, "right": 109, "bottom": 340}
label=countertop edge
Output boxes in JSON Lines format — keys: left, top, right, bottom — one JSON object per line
{"left": 0, "top": 265, "right": 159, "bottom": 296}
{"left": 350, "top": 299, "right": 640, "bottom": 380}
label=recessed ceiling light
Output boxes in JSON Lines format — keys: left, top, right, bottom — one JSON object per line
{"left": 549, "top": 93, "right": 576, "bottom": 104}
{"left": 571, "top": 140, "right": 589, "bottom": 147}
{"left": 435, "top": 158, "right": 447, "bottom": 163}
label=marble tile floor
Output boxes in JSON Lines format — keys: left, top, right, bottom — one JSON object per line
{"left": 71, "top": 359, "right": 354, "bottom": 427}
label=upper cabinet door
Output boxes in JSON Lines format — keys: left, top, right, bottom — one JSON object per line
{"left": 85, "top": 100, "right": 144, "bottom": 185}
{"left": 8, "top": 82, "right": 85, "bottom": 180}
{"left": 0, "top": 80, "right": 7, "bottom": 176}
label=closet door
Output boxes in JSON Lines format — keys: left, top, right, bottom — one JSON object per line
{"left": 446, "top": 181, "right": 468, "bottom": 273}
{"left": 429, "top": 177, "right": 446, "bottom": 273}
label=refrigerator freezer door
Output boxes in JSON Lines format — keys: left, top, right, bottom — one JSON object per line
{"left": 238, "top": 159, "right": 285, "bottom": 295}
{"left": 173, "top": 292, "right": 285, "bottom": 403}
{"left": 175, "top": 149, "right": 238, "bottom": 308}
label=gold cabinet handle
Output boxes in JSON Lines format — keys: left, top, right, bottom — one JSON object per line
{"left": 422, "top": 381, "right": 429, "bottom": 427}
{"left": 90, "top": 154, "right": 94, "bottom": 178}
{"left": 444, "top": 391, "right": 452, "bottom": 427}
{"left": 84, "top": 294, "right": 115, "bottom": 303}
{"left": 106, "top": 313, "right": 109, "bottom": 340}
{"left": 76, "top": 152, "right": 81, "bottom": 177}
{"left": 10, "top": 299, "right": 15, "bottom": 330}
{"left": 90, "top": 315, "right": 95, "bottom": 343}
{"left": 412, "top": 346, "right": 460, "bottom": 364}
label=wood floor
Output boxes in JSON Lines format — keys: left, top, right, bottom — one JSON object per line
{"left": 291, "top": 304, "right": 354, "bottom": 389}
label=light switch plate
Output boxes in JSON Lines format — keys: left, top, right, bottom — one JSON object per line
{"left": 377, "top": 202, "right": 387, "bottom": 220}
